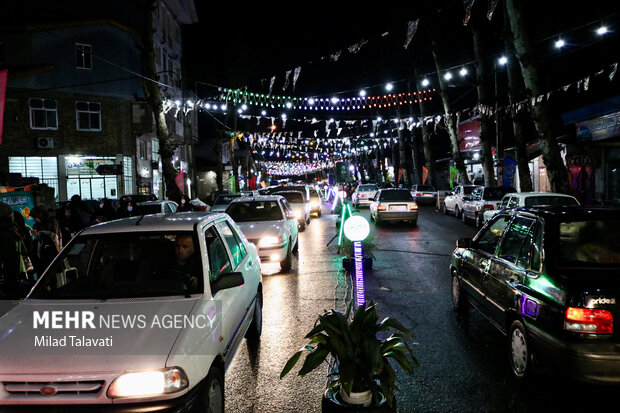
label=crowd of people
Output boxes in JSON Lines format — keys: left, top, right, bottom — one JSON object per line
{"left": 0, "top": 193, "right": 201, "bottom": 299}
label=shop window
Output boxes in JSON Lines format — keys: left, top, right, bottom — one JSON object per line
{"left": 29, "top": 98, "right": 58, "bottom": 130}
{"left": 76, "top": 101, "right": 101, "bottom": 131}
{"left": 9, "top": 156, "right": 59, "bottom": 199}
{"left": 137, "top": 139, "right": 147, "bottom": 160}
{"left": 152, "top": 140, "right": 160, "bottom": 162}
{"left": 124, "top": 156, "right": 134, "bottom": 194}
{"left": 75, "top": 43, "right": 92, "bottom": 69}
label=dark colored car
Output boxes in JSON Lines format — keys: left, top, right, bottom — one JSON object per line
{"left": 450, "top": 206, "right": 620, "bottom": 383}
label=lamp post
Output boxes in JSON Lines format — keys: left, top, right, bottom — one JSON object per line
{"left": 343, "top": 215, "right": 370, "bottom": 308}
{"left": 495, "top": 56, "right": 508, "bottom": 186}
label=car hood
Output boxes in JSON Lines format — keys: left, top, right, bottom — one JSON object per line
{"left": 235, "top": 220, "right": 287, "bottom": 239}
{"left": 0, "top": 297, "right": 198, "bottom": 374}
{"left": 210, "top": 204, "right": 229, "bottom": 212}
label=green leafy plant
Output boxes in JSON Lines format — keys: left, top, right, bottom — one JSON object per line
{"left": 331, "top": 236, "right": 379, "bottom": 260}
{"left": 280, "top": 301, "right": 418, "bottom": 407}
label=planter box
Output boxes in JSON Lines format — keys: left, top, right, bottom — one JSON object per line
{"left": 342, "top": 256, "right": 373, "bottom": 272}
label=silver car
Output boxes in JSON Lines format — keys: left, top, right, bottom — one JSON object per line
{"left": 225, "top": 196, "right": 299, "bottom": 271}
{"left": 274, "top": 190, "right": 311, "bottom": 232}
{"left": 211, "top": 194, "right": 242, "bottom": 212}
{"left": 352, "top": 184, "right": 379, "bottom": 208}
{"left": 369, "top": 188, "right": 419, "bottom": 225}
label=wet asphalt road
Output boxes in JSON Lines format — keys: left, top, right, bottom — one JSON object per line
{"left": 224, "top": 202, "right": 619, "bottom": 413}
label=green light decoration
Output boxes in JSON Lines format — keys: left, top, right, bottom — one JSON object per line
{"left": 337, "top": 202, "right": 354, "bottom": 246}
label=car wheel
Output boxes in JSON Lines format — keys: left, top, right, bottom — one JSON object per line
{"left": 455, "top": 206, "right": 460, "bottom": 218}
{"left": 245, "top": 290, "right": 262, "bottom": 341}
{"left": 475, "top": 213, "right": 483, "bottom": 228}
{"left": 202, "top": 366, "right": 224, "bottom": 413}
{"left": 299, "top": 221, "right": 306, "bottom": 232}
{"left": 509, "top": 320, "right": 532, "bottom": 379}
{"left": 280, "top": 244, "right": 292, "bottom": 271}
{"left": 443, "top": 204, "right": 448, "bottom": 215}
{"left": 461, "top": 211, "right": 467, "bottom": 223}
{"left": 292, "top": 236, "right": 298, "bottom": 254}
{"left": 317, "top": 210, "right": 322, "bottom": 217}
{"left": 451, "top": 271, "right": 467, "bottom": 313}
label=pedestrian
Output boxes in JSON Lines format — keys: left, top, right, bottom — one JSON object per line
{"left": 177, "top": 195, "right": 195, "bottom": 212}
{"left": 0, "top": 202, "right": 31, "bottom": 299}
{"left": 30, "top": 206, "right": 61, "bottom": 278}
{"left": 91, "top": 197, "right": 115, "bottom": 223}
{"left": 69, "top": 194, "right": 93, "bottom": 227}
{"left": 117, "top": 200, "right": 140, "bottom": 218}
{"left": 59, "top": 204, "right": 86, "bottom": 246}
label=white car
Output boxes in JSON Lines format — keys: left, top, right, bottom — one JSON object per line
{"left": 211, "top": 194, "right": 242, "bottom": 212}
{"left": 369, "top": 188, "right": 419, "bottom": 225}
{"left": 352, "top": 184, "right": 379, "bottom": 208}
{"left": 274, "top": 190, "right": 311, "bottom": 232}
{"left": 225, "top": 196, "right": 299, "bottom": 271}
{"left": 0, "top": 212, "right": 262, "bottom": 411}
{"left": 137, "top": 199, "right": 179, "bottom": 214}
{"left": 461, "top": 186, "right": 517, "bottom": 227}
{"left": 482, "top": 191, "right": 581, "bottom": 224}
{"left": 409, "top": 184, "right": 437, "bottom": 205}
{"left": 443, "top": 184, "right": 481, "bottom": 218}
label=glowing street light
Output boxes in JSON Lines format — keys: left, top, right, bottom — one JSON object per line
{"left": 421, "top": 78, "right": 430, "bottom": 87}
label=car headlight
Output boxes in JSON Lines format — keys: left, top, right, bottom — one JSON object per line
{"left": 107, "top": 367, "right": 188, "bottom": 398}
{"left": 258, "top": 236, "right": 282, "bottom": 247}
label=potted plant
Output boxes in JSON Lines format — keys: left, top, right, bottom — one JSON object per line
{"left": 280, "top": 301, "right": 418, "bottom": 410}
{"left": 332, "top": 236, "right": 378, "bottom": 271}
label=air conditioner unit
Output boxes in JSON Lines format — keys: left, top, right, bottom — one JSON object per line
{"left": 37, "top": 137, "right": 54, "bottom": 149}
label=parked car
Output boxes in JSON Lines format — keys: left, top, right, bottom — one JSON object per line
{"left": 451, "top": 206, "right": 620, "bottom": 382}
{"left": 275, "top": 190, "right": 311, "bottom": 231}
{"left": 0, "top": 212, "right": 262, "bottom": 410}
{"left": 482, "top": 192, "right": 580, "bottom": 224}
{"left": 461, "top": 186, "right": 517, "bottom": 227}
{"left": 211, "top": 193, "right": 243, "bottom": 212}
{"left": 262, "top": 185, "right": 310, "bottom": 202}
{"left": 308, "top": 187, "right": 322, "bottom": 217}
{"left": 410, "top": 184, "right": 437, "bottom": 205}
{"left": 137, "top": 199, "right": 179, "bottom": 215}
{"left": 352, "top": 184, "right": 379, "bottom": 208}
{"left": 225, "top": 196, "right": 298, "bottom": 271}
{"left": 369, "top": 188, "right": 418, "bottom": 225}
{"left": 443, "top": 184, "right": 481, "bottom": 218}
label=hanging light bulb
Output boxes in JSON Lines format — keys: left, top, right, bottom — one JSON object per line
{"left": 359, "top": 90, "right": 366, "bottom": 97}
{"left": 555, "top": 38, "right": 565, "bottom": 48}
{"left": 385, "top": 83, "right": 393, "bottom": 91}
{"left": 459, "top": 67, "right": 468, "bottom": 76}
{"left": 421, "top": 78, "right": 430, "bottom": 87}
{"left": 261, "top": 110, "right": 267, "bottom": 116}
{"left": 444, "top": 72, "right": 453, "bottom": 80}
{"left": 498, "top": 56, "right": 508, "bottom": 65}
{"left": 596, "top": 26, "right": 608, "bottom": 35}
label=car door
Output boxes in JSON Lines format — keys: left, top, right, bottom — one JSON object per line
{"left": 464, "top": 187, "right": 483, "bottom": 219}
{"left": 445, "top": 187, "right": 458, "bottom": 211}
{"left": 279, "top": 198, "right": 297, "bottom": 247}
{"left": 204, "top": 223, "right": 246, "bottom": 365}
{"left": 485, "top": 216, "right": 537, "bottom": 329}
{"left": 459, "top": 215, "right": 512, "bottom": 310}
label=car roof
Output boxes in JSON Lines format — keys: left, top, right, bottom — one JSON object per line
{"left": 506, "top": 206, "right": 620, "bottom": 221}
{"left": 230, "top": 195, "right": 284, "bottom": 202}
{"left": 508, "top": 192, "right": 575, "bottom": 198}
{"left": 81, "top": 212, "right": 225, "bottom": 234}
{"left": 136, "top": 200, "right": 174, "bottom": 205}
{"left": 274, "top": 190, "right": 305, "bottom": 195}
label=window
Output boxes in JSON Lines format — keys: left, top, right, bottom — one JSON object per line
{"left": 218, "top": 221, "right": 247, "bottom": 268}
{"left": 508, "top": 196, "right": 520, "bottom": 208}
{"left": 498, "top": 217, "right": 536, "bottom": 264}
{"left": 29, "top": 98, "right": 58, "bottom": 130}
{"left": 75, "top": 43, "right": 92, "bottom": 69}
{"left": 475, "top": 215, "right": 511, "bottom": 255}
{"left": 9, "top": 157, "right": 59, "bottom": 199}
{"left": 205, "top": 227, "right": 232, "bottom": 283}
{"left": 152, "top": 140, "right": 160, "bottom": 162}
{"left": 137, "top": 139, "right": 147, "bottom": 160}
{"left": 76, "top": 101, "right": 101, "bottom": 131}
{"left": 123, "top": 157, "right": 134, "bottom": 195}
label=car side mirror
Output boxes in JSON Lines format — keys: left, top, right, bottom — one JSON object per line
{"left": 286, "top": 211, "right": 296, "bottom": 220}
{"left": 456, "top": 238, "right": 473, "bottom": 248}
{"left": 212, "top": 271, "right": 244, "bottom": 295}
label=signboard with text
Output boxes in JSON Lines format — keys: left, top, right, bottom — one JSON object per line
{"left": 576, "top": 111, "right": 620, "bottom": 142}
{"left": 458, "top": 118, "right": 481, "bottom": 152}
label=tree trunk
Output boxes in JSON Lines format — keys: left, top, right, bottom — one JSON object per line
{"left": 430, "top": 39, "right": 470, "bottom": 185}
{"left": 503, "top": 22, "right": 534, "bottom": 192}
{"left": 505, "top": 0, "right": 569, "bottom": 194}
{"left": 396, "top": 109, "right": 409, "bottom": 187}
{"left": 139, "top": 0, "right": 181, "bottom": 201}
{"left": 470, "top": 23, "right": 497, "bottom": 186}
{"left": 415, "top": 70, "right": 438, "bottom": 188}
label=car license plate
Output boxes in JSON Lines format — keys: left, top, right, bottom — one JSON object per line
{"left": 390, "top": 205, "right": 407, "bottom": 211}
{"left": 424, "top": 193, "right": 432, "bottom": 197}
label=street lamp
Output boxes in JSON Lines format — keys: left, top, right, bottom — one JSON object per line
{"left": 494, "top": 56, "right": 508, "bottom": 185}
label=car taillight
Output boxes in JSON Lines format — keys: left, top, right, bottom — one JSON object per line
{"left": 564, "top": 307, "right": 613, "bottom": 334}
{"left": 483, "top": 205, "right": 494, "bottom": 210}
{"left": 410, "top": 204, "right": 418, "bottom": 210}
{"left": 377, "top": 205, "right": 386, "bottom": 211}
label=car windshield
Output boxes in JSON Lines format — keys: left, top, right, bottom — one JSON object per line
{"left": 414, "top": 185, "right": 435, "bottom": 192}
{"left": 463, "top": 186, "right": 477, "bottom": 195}
{"left": 29, "top": 232, "right": 203, "bottom": 299}
{"left": 485, "top": 187, "right": 515, "bottom": 200}
{"left": 524, "top": 196, "right": 579, "bottom": 207}
{"left": 380, "top": 190, "right": 414, "bottom": 201}
{"left": 226, "top": 201, "right": 283, "bottom": 222}
{"left": 214, "top": 195, "right": 240, "bottom": 205}
{"left": 557, "top": 219, "right": 620, "bottom": 267}
{"left": 358, "top": 185, "right": 378, "bottom": 192}
{"left": 310, "top": 190, "right": 320, "bottom": 200}
{"left": 279, "top": 192, "right": 305, "bottom": 204}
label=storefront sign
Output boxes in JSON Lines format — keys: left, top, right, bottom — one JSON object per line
{"left": 503, "top": 156, "right": 518, "bottom": 188}
{"left": 66, "top": 158, "right": 116, "bottom": 175}
{"left": 0, "top": 190, "right": 35, "bottom": 230}
{"left": 576, "top": 111, "right": 620, "bottom": 142}
{"left": 458, "top": 118, "right": 481, "bottom": 152}
{"left": 96, "top": 164, "right": 123, "bottom": 175}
